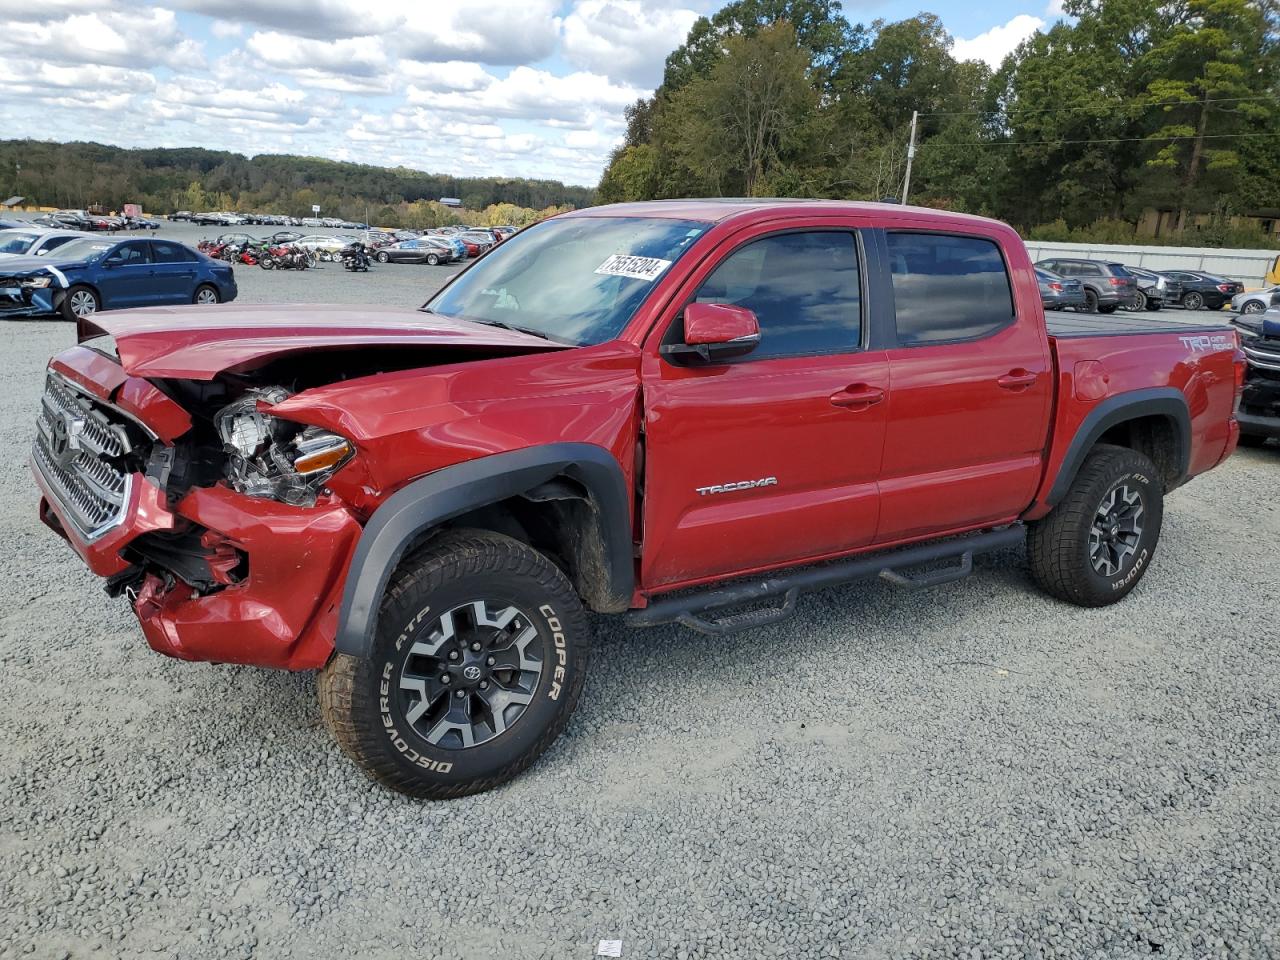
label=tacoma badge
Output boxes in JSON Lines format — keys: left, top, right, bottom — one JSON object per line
{"left": 695, "top": 477, "right": 778, "bottom": 496}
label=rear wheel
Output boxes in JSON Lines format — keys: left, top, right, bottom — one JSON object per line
{"left": 193, "top": 284, "right": 220, "bottom": 305}
{"left": 1028, "top": 444, "right": 1163, "bottom": 607}
{"left": 260, "top": 257, "right": 275, "bottom": 270}
{"left": 1182, "top": 291, "right": 1204, "bottom": 310}
{"left": 59, "top": 285, "right": 99, "bottom": 322}
{"left": 1241, "top": 300, "right": 1266, "bottom": 315}
{"left": 1122, "top": 291, "right": 1146, "bottom": 312}
{"left": 426, "top": 253, "right": 440, "bottom": 266}
{"left": 318, "top": 530, "right": 590, "bottom": 799}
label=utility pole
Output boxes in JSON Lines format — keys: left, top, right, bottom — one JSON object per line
{"left": 902, "top": 110, "right": 918, "bottom": 205}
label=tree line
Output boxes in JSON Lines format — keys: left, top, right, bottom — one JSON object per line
{"left": 0, "top": 140, "right": 595, "bottom": 219}
{"left": 598, "top": 0, "right": 1280, "bottom": 245}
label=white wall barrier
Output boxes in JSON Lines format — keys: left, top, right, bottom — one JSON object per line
{"left": 1023, "top": 240, "right": 1277, "bottom": 286}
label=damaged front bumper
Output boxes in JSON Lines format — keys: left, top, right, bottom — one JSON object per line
{"left": 32, "top": 353, "right": 363, "bottom": 670}
{"left": 0, "top": 274, "right": 59, "bottom": 317}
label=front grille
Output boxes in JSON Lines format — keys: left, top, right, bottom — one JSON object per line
{"left": 33, "top": 374, "right": 135, "bottom": 540}
{"left": 1244, "top": 340, "right": 1280, "bottom": 373}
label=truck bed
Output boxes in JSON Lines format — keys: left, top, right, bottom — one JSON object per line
{"left": 1045, "top": 312, "right": 1233, "bottom": 339}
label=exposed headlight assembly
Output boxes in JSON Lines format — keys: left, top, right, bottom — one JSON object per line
{"left": 215, "top": 387, "right": 354, "bottom": 506}
{"left": 21, "top": 276, "right": 53, "bottom": 288}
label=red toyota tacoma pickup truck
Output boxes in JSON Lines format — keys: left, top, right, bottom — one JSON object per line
{"left": 32, "top": 201, "right": 1244, "bottom": 798}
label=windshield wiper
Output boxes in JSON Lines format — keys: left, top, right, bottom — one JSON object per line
{"left": 467, "top": 318, "right": 556, "bottom": 342}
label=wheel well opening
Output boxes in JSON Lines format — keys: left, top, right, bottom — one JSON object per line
{"left": 422, "top": 476, "right": 623, "bottom": 613}
{"left": 1097, "top": 415, "right": 1181, "bottom": 489}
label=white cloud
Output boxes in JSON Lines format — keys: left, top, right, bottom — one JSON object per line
{"left": 210, "top": 19, "right": 242, "bottom": 38}
{"left": 1044, "top": 0, "right": 1066, "bottom": 17}
{"left": 245, "top": 31, "right": 389, "bottom": 77}
{"left": 172, "top": 0, "right": 401, "bottom": 41}
{"left": 398, "top": 60, "right": 495, "bottom": 93}
{"left": 0, "top": 8, "right": 204, "bottom": 70}
{"left": 397, "top": 0, "right": 562, "bottom": 65}
{"left": 562, "top": 0, "right": 699, "bottom": 87}
{"left": 952, "top": 14, "right": 1045, "bottom": 68}
{"left": 423, "top": 66, "right": 642, "bottom": 126}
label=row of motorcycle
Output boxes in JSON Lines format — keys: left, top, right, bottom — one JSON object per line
{"left": 195, "top": 239, "right": 371, "bottom": 272}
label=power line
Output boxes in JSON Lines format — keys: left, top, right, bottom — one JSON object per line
{"left": 916, "top": 92, "right": 1280, "bottom": 119}
{"left": 929, "top": 131, "right": 1280, "bottom": 147}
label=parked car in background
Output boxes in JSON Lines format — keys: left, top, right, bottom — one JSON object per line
{"left": 1033, "top": 258, "right": 1137, "bottom": 313}
{"left": 0, "top": 219, "right": 26, "bottom": 230}
{"left": 373, "top": 238, "right": 456, "bottom": 265}
{"left": 169, "top": 211, "right": 194, "bottom": 221}
{"left": 269, "top": 231, "right": 303, "bottom": 244}
{"left": 1035, "top": 268, "right": 1087, "bottom": 311}
{"left": 1231, "top": 286, "right": 1280, "bottom": 316}
{"left": 294, "top": 235, "right": 360, "bottom": 260}
{"left": 460, "top": 230, "right": 497, "bottom": 253}
{"left": 1122, "top": 267, "right": 1182, "bottom": 312}
{"left": 34, "top": 211, "right": 95, "bottom": 231}
{"left": 124, "top": 217, "right": 162, "bottom": 231}
{"left": 426, "top": 232, "right": 467, "bottom": 260}
{"left": 0, "top": 229, "right": 92, "bottom": 259}
{"left": 1232, "top": 309, "right": 1280, "bottom": 446}
{"left": 0, "top": 236, "right": 236, "bottom": 321}
{"left": 1158, "top": 270, "right": 1243, "bottom": 310}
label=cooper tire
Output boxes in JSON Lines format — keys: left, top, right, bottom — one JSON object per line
{"left": 1027, "top": 444, "right": 1163, "bottom": 607}
{"left": 318, "top": 530, "right": 590, "bottom": 799}
{"left": 60, "top": 285, "right": 100, "bottom": 322}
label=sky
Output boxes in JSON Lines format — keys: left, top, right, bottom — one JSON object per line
{"left": 0, "top": 0, "right": 1066, "bottom": 188}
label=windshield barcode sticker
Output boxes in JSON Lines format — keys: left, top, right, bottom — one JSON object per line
{"left": 595, "top": 254, "right": 673, "bottom": 282}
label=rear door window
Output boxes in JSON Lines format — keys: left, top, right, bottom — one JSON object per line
{"left": 885, "top": 232, "right": 1015, "bottom": 346}
{"left": 152, "top": 241, "right": 195, "bottom": 263}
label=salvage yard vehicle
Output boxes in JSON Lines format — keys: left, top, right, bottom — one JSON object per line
{"left": 1033, "top": 258, "right": 1137, "bottom": 313}
{"left": 374, "top": 237, "right": 456, "bottom": 265}
{"left": 1122, "top": 266, "right": 1181, "bottom": 312}
{"left": 1232, "top": 308, "right": 1280, "bottom": 446}
{"left": 31, "top": 200, "right": 1243, "bottom": 799}
{"left": 0, "top": 229, "right": 90, "bottom": 259}
{"left": 2, "top": 236, "right": 236, "bottom": 320}
{"left": 1035, "top": 267, "right": 1086, "bottom": 311}
{"left": 1159, "top": 270, "right": 1243, "bottom": 310}
{"left": 1230, "top": 285, "right": 1279, "bottom": 316}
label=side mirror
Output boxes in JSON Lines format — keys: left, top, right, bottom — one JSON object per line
{"left": 661, "top": 302, "right": 761, "bottom": 365}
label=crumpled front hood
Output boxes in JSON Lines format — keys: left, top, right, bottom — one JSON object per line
{"left": 95, "top": 303, "right": 569, "bottom": 380}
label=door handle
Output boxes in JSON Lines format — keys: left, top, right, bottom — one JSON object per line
{"left": 997, "top": 369, "right": 1038, "bottom": 391}
{"left": 830, "top": 384, "right": 885, "bottom": 410}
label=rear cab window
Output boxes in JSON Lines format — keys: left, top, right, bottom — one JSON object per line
{"left": 885, "top": 232, "right": 1015, "bottom": 346}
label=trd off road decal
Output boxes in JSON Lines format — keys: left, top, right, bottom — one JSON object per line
{"left": 594, "top": 254, "right": 673, "bottom": 282}
{"left": 1179, "top": 334, "right": 1234, "bottom": 352}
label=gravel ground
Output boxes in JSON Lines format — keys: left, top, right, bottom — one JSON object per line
{"left": 1, "top": 234, "right": 1278, "bottom": 959}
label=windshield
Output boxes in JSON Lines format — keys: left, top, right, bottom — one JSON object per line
{"left": 425, "top": 216, "right": 708, "bottom": 345}
{"left": 47, "top": 238, "right": 114, "bottom": 261}
{"left": 0, "top": 233, "right": 38, "bottom": 254}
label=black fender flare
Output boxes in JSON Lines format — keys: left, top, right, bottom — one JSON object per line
{"left": 334, "top": 443, "right": 633, "bottom": 658}
{"left": 1046, "top": 386, "right": 1191, "bottom": 507}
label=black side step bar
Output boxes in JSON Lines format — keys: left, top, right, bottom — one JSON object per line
{"left": 626, "top": 524, "right": 1025, "bottom": 636}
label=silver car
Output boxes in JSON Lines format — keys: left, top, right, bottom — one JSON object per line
{"left": 1232, "top": 286, "right": 1280, "bottom": 316}
{"left": 0, "top": 229, "right": 92, "bottom": 259}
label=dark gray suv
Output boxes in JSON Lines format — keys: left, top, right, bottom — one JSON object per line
{"left": 1034, "top": 258, "right": 1138, "bottom": 314}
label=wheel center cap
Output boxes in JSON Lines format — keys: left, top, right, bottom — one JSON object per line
{"left": 462, "top": 664, "right": 482, "bottom": 682}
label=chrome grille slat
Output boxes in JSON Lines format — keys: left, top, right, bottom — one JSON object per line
{"left": 32, "top": 374, "right": 135, "bottom": 540}
{"left": 1243, "top": 343, "right": 1280, "bottom": 372}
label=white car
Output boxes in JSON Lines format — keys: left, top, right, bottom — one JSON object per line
{"left": 0, "top": 229, "right": 92, "bottom": 259}
{"left": 1232, "top": 286, "right": 1280, "bottom": 315}
{"left": 293, "top": 234, "right": 359, "bottom": 260}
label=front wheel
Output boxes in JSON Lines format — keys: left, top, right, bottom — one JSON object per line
{"left": 1082, "top": 289, "right": 1099, "bottom": 313}
{"left": 260, "top": 257, "right": 275, "bottom": 270}
{"left": 426, "top": 254, "right": 440, "bottom": 266}
{"left": 376, "top": 251, "right": 390, "bottom": 263}
{"left": 1027, "top": 444, "right": 1163, "bottom": 607}
{"left": 60, "top": 285, "right": 100, "bottom": 322}
{"left": 1122, "top": 291, "right": 1146, "bottom": 312}
{"left": 318, "top": 530, "right": 590, "bottom": 799}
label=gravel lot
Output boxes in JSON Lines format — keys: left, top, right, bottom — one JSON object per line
{"left": 1, "top": 227, "right": 1278, "bottom": 959}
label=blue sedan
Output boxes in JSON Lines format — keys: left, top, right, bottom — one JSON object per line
{"left": 0, "top": 236, "right": 237, "bottom": 322}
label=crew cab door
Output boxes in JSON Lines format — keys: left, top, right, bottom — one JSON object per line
{"left": 640, "top": 226, "right": 889, "bottom": 589}
{"left": 873, "top": 229, "right": 1052, "bottom": 542}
